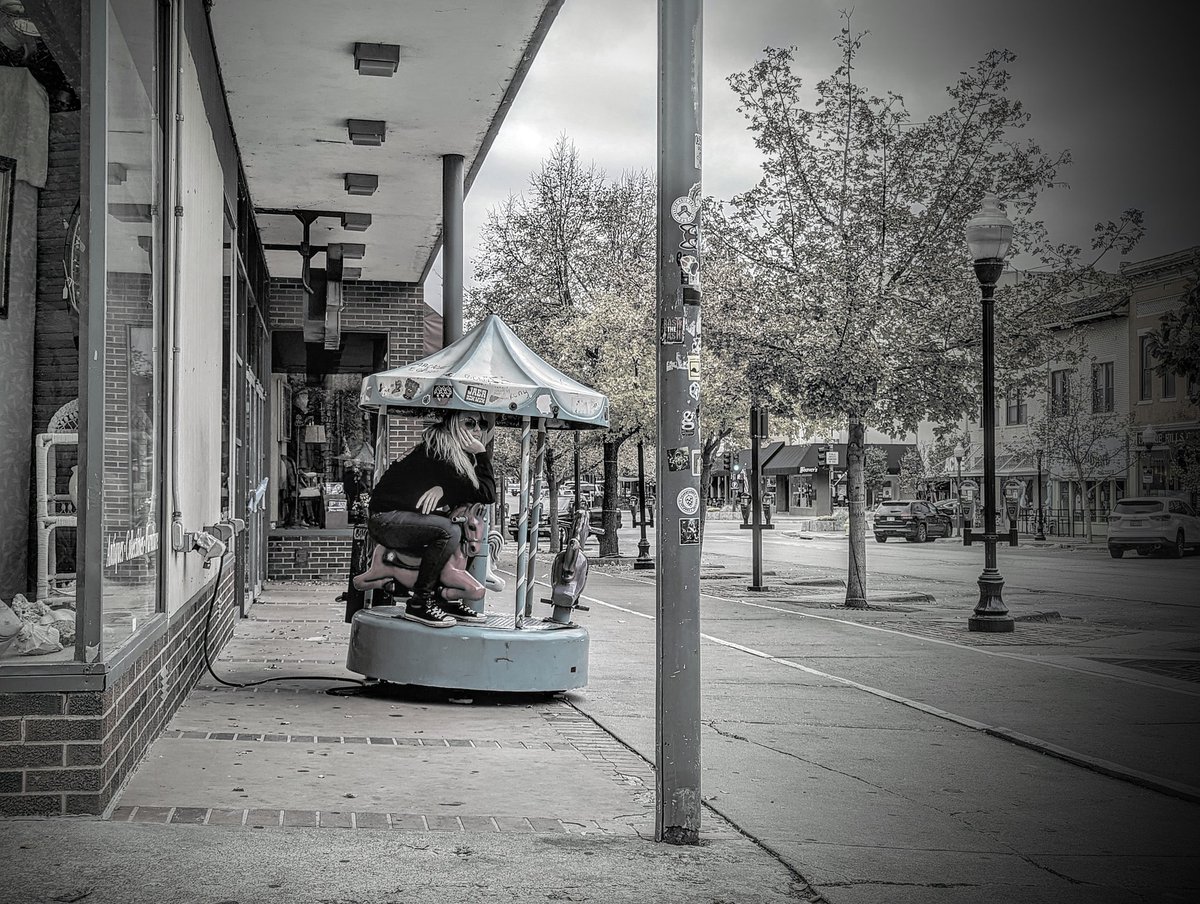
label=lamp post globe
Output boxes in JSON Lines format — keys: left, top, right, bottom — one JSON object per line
{"left": 965, "top": 193, "right": 1015, "bottom": 633}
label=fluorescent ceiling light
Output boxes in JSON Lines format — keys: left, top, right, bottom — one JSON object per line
{"left": 344, "top": 173, "right": 378, "bottom": 195}
{"left": 354, "top": 42, "right": 400, "bottom": 77}
{"left": 347, "top": 119, "right": 386, "bottom": 146}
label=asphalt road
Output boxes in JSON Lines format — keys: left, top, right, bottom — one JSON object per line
{"left": 612, "top": 520, "right": 1200, "bottom": 628}
{"left": 565, "top": 520, "right": 1200, "bottom": 902}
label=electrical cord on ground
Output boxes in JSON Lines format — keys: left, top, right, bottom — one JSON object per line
{"left": 200, "top": 552, "right": 373, "bottom": 696}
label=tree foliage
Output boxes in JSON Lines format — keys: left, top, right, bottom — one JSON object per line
{"left": 709, "top": 16, "right": 1142, "bottom": 602}
{"left": 468, "top": 137, "right": 657, "bottom": 554}
{"left": 1147, "top": 276, "right": 1200, "bottom": 403}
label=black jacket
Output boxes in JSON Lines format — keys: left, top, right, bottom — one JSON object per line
{"left": 368, "top": 445, "right": 495, "bottom": 514}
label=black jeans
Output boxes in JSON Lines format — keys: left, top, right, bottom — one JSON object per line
{"left": 368, "top": 510, "right": 462, "bottom": 597}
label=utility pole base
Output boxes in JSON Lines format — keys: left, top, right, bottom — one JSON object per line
{"left": 747, "top": 585, "right": 771, "bottom": 592}
{"left": 634, "top": 559, "right": 656, "bottom": 570}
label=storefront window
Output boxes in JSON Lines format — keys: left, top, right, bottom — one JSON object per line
{"left": 1, "top": 1, "right": 85, "bottom": 664}
{"left": 100, "top": 0, "right": 164, "bottom": 652}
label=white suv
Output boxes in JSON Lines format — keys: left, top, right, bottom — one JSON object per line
{"left": 1107, "top": 497, "right": 1200, "bottom": 559}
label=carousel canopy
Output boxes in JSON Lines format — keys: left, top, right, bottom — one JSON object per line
{"left": 359, "top": 314, "right": 609, "bottom": 429}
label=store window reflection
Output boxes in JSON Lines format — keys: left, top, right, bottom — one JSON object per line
{"left": 1, "top": 1, "right": 85, "bottom": 663}
{"left": 101, "top": 0, "right": 164, "bottom": 651}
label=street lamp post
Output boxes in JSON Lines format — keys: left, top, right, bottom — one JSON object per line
{"left": 635, "top": 437, "right": 654, "bottom": 569}
{"left": 953, "top": 443, "right": 964, "bottom": 537}
{"left": 965, "top": 194, "right": 1015, "bottom": 633}
{"left": 1035, "top": 448, "right": 1046, "bottom": 541}
{"left": 1140, "top": 426, "right": 1159, "bottom": 495}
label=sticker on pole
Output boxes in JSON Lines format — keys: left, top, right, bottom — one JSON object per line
{"left": 680, "top": 518, "right": 700, "bottom": 545}
{"left": 666, "top": 447, "right": 690, "bottom": 472}
{"left": 680, "top": 410, "right": 696, "bottom": 435}
{"left": 677, "top": 487, "right": 700, "bottom": 516}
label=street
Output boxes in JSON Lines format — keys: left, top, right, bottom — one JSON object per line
{"left": 562, "top": 520, "right": 1200, "bottom": 902}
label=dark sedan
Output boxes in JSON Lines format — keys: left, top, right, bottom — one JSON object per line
{"left": 873, "top": 499, "right": 954, "bottom": 543}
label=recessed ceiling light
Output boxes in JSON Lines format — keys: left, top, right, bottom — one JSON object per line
{"left": 354, "top": 42, "right": 400, "bottom": 77}
{"left": 347, "top": 119, "right": 385, "bottom": 146}
{"left": 342, "top": 212, "right": 371, "bottom": 231}
{"left": 344, "top": 173, "right": 378, "bottom": 195}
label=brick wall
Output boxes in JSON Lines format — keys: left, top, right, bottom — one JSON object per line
{"left": 0, "top": 557, "right": 237, "bottom": 817}
{"left": 268, "top": 278, "right": 429, "bottom": 458}
{"left": 267, "top": 530, "right": 353, "bottom": 582}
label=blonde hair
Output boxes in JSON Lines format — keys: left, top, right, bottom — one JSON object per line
{"left": 423, "top": 412, "right": 480, "bottom": 488}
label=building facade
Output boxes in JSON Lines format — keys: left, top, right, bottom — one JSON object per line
{"left": 1, "top": 0, "right": 560, "bottom": 816}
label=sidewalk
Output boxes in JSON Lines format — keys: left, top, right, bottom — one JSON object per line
{"left": 0, "top": 580, "right": 814, "bottom": 904}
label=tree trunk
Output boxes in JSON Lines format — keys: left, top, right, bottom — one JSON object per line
{"left": 1080, "top": 473, "right": 1093, "bottom": 544}
{"left": 845, "top": 416, "right": 868, "bottom": 608}
{"left": 601, "top": 438, "right": 622, "bottom": 557}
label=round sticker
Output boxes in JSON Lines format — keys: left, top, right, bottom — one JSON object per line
{"left": 677, "top": 487, "right": 700, "bottom": 516}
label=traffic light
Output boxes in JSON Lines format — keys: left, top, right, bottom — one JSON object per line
{"left": 817, "top": 445, "right": 829, "bottom": 467}
{"left": 721, "top": 451, "right": 732, "bottom": 472}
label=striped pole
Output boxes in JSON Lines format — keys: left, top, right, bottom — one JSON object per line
{"left": 524, "top": 420, "right": 549, "bottom": 617}
{"left": 513, "top": 417, "right": 532, "bottom": 625}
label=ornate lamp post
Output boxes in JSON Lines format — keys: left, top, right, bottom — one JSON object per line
{"left": 1140, "top": 426, "right": 1159, "bottom": 495}
{"left": 1034, "top": 447, "right": 1046, "bottom": 541}
{"left": 965, "top": 194, "right": 1015, "bottom": 633}
{"left": 953, "top": 442, "right": 964, "bottom": 536}
{"left": 634, "top": 436, "right": 654, "bottom": 569}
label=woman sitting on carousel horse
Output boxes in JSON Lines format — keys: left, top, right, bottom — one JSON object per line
{"left": 365, "top": 411, "right": 495, "bottom": 627}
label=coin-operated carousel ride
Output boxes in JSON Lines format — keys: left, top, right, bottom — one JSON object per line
{"left": 345, "top": 314, "right": 609, "bottom": 693}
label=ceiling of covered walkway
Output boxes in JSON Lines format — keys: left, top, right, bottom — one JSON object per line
{"left": 208, "top": 0, "right": 560, "bottom": 285}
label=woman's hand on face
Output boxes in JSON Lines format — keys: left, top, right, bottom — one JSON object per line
{"left": 416, "top": 486, "right": 444, "bottom": 514}
{"left": 463, "top": 435, "right": 487, "bottom": 454}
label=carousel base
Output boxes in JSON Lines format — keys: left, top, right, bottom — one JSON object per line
{"left": 346, "top": 606, "right": 589, "bottom": 693}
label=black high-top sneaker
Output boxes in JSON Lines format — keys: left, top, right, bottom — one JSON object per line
{"left": 399, "top": 593, "right": 456, "bottom": 628}
{"left": 439, "top": 597, "right": 486, "bottom": 624}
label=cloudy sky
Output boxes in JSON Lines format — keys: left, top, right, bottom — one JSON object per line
{"left": 427, "top": 0, "right": 1198, "bottom": 311}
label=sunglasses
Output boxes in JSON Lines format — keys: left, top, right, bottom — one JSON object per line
{"left": 462, "top": 417, "right": 481, "bottom": 430}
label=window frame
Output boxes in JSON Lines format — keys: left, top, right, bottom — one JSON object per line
{"left": 1091, "top": 361, "right": 1114, "bottom": 413}
{"left": 1139, "top": 334, "right": 1154, "bottom": 401}
{"left": 1049, "top": 368, "right": 1071, "bottom": 416}
{"left": 1005, "top": 390, "right": 1027, "bottom": 425}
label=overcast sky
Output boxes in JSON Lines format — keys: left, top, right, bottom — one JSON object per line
{"left": 427, "top": 0, "right": 1198, "bottom": 311}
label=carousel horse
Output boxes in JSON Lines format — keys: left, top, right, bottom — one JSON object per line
{"left": 352, "top": 504, "right": 490, "bottom": 602}
{"left": 542, "top": 507, "right": 594, "bottom": 625}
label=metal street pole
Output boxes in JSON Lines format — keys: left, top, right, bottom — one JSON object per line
{"left": 968, "top": 261, "right": 1014, "bottom": 632}
{"left": 655, "top": 0, "right": 702, "bottom": 845}
{"left": 747, "top": 404, "right": 769, "bottom": 591}
{"left": 1035, "top": 449, "right": 1046, "bottom": 540}
{"left": 635, "top": 438, "right": 654, "bottom": 569}
{"left": 965, "top": 196, "right": 1015, "bottom": 633}
{"left": 956, "top": 456, "right": 963, "bottom": 536}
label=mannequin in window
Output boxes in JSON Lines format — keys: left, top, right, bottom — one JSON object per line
{"left": 362, "top": 412, "right": 495, "bottom": 628}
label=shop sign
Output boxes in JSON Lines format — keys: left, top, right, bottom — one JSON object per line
{"left": 105, "top": 522, "right": 160, "bottom": 567}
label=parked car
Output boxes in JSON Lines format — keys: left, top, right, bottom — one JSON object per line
{"left": 1106, "top": 497, "right": 1200, "bottom": 559}
{"left": 873, "top": 499, "right": 954, "bottom": 543}
{"left": 507, "top": 493, "right": 620, "bottom": 540}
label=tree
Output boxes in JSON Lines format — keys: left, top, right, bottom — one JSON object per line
{"left": 469, "top": 138, "right": 657, "bottom": 556}
{"left": 1147, "top": 275, "right": 1200, "bottom": 403}
{"left": 1006, "top": 370, "right": 1130, "bottom": 542}
{"left": 710, "top": 17, "right": 1142, "bottom": 606}
{"left": 863, "top": 447, "right": 889, "bottom": 507}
